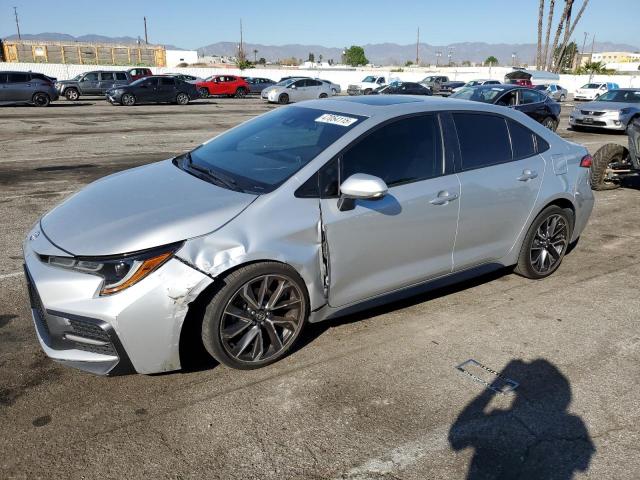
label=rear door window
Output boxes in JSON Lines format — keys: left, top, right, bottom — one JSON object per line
{"left": 453, "top": 113, "right": 512, "bottom": 170}
{"left": 7, "top": 73, "right": 29, "bottom": 83}
{"left": 160, "top": 77, "right": 175, "bottom": 86}
{"left": 341, "top": 114, "right": 443, "bottom": 187}
{"left": 521, "top": 89, "right": 545, "bottom": 104}
{"left": 99, "top": 72, "right": 115, "bottom": 81}
{"left": 115, "top": 72, "right": 127, "bottom": 80}
{"left": 507, "top": 120, "right": 537, "bottom": 159}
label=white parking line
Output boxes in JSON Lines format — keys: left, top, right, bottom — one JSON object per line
{"left": 0, "top": 271, "right": 22, "bottom": 281}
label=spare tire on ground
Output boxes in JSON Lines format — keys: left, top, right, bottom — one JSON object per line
{"left": 590, "top": 144, "right": 627, "bottom": 191}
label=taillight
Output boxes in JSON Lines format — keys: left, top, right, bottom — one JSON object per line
{"left": 580, "top": 154, "right": 593, "bottom": 168}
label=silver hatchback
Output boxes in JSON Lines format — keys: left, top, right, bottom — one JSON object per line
{"left": 24, "top": 95, "right": 594, "bottom": 375}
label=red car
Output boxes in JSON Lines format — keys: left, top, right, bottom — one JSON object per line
{"left": 196, "top": 75, "right": 250, "bottom": 98}
{"left": 127, "top": 68, "right": 153, "bottom": 81}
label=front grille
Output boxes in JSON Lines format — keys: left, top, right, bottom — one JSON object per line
{"left": 581, "top": 110, "right": 605, "bottom": 116}
{"left": 68, "top": 318, "right": 116, "bottom": 355}
{"left": 25, "top": 272, "right": 50, "bottom": 336}
{"left": 576, "top": 119, "right": 606, "bottom": 126}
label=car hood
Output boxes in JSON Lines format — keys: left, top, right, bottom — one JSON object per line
{"left": 577, "top": 100, "right": 637, "bottom": 111}
{"left": 40, "top": 159, "right": 257, "bottom": 256}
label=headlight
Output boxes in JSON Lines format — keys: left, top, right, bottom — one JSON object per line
{"left": 42, "top": 243, "right": 182, "bottom": 296}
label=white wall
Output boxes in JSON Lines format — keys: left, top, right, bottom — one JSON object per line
{"left": 165, "top": 50, "right": 198, "bottom": 68}
{"left": 1, "top": 62, "right": 639, "bottom": 94}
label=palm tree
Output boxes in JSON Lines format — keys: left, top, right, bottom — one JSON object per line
{"left": 547, "top": 0, "right": 574, "bottom": 70}
{"left": 537, "top": 0, "right": 545, "bottom": 68}
{"left": 542, "top": 0, "right": 556, "bottom": 69}
{"left": 555, "top": 0, "right": 590, "bottom": 72}
{"left": 253, "top": 49, "right": 258, "bottom": 63}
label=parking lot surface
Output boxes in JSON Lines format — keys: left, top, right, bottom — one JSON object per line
{"left": 1, "top": 97, "right": 639, "bottom": 479}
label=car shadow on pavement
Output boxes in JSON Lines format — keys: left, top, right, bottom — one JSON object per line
{"left": 448, "top": 358, "right": 595, "bottom": 479}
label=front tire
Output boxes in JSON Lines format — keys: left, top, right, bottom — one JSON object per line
{"left": 32, "top": 92, "right": 50, "bottom": 107}
{"left": 278, "top": 93, "right": 289, "bottom": 104}
{"left": 591, "top": 144, "right": 626, "bottom": 190}
{"left": 235, "top": 87, "right": 247, "bottom": 98}
{"left": 65, "top": 88, "right": 79, "bottom": 101}
{"left": 201, "top": 262, "right": 309, "bottom": 370}
{"left": 559, "top": 94, "right": 566, "bottom": 102}
{"left": 515, "top": 206, "right": 573, "bottom": 279}
{"left": 319, "top": 92, "right": 328, "bottom": 98}
{"left": 120, "top": 93, "right": 136, "bottom": 106}
{"left": 363, "top": 88, "right": 372, "bottom": 95}
{"left": 198, "top": 88, "right": 209, "bottom": 99}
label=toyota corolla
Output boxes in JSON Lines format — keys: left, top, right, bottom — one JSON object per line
{"left": 23, "top": 95, "right": 594, "bottom": 375}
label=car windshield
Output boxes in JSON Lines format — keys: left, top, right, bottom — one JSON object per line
{"left": 275, "top": 79, "right": 297, "bottom": 87}
{"left": 466, "top": 81, "right": 482, "bottom": 87}
{"left": 362, "top": 76, "right": 376, "bottom": 82}
{"left": 582, "top": 83, "right": 602, "bottom": 89}
{"left": 181, "top": 106, "right": 367, "bottom": 193}
{"left": 451, "top": 87, "right": 504, "bottom": 103}
{"left": 596, "top": 90, "right": 640, "bottom": 103}
{"left": 70, "top": 74, "right": 83, "bottom": 81}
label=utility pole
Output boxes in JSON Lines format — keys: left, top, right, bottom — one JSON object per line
{"left": 144, "top": 17, "right": 148, "bottom": 44}
{"left": 415, "top": 27, "right": 420, "bottom": 65}
{"left": 13, "top": 7, "right": 21, "bottom": 40}
{"left": 238, "top": 19, "right": 245, "bottom": 62}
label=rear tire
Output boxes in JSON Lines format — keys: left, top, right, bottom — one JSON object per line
{"left": 515, "top": 205, "right": 573, "bottom": 279}
{"left": 542, "top": 116, "right": 557, "bottom": 131}
{"left": 176, "top": 92, "right": 189, "bottom": 105}
{"left": 65, "top": 88, "right": 79, "bottom": 101}
{"left": 32, "top": 92, "right": 50, "bottom": 107}
{"left": 278, "top": 93, "right": 289, "bottom": 104}
{"left": 201, "top": 262, "right": 309, "bottom": 370}
{"left": 319, "top": 93, "right": 328, "bottom": 99}
{"left": 591, "top": 144, "right": 626, "bottom": 190}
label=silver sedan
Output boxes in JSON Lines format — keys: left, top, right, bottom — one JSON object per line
{"left": 24, "top": 96, "right": 594, "bottom": 375}
{"left": 570, "top": 88, "right": 640, "bottom": 131}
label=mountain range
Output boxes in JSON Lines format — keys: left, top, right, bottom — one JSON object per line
{"left": 3, "top": 33, "right": 638, "bottom": 66}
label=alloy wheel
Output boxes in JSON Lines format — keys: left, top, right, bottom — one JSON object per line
{"left": 529, "top": 214, "right": 568, "bottom": 275}
{"left": 121, "top": 94, "right": 135, "bottom": 106}
{"left": 33, "top": 93, "right": 50, "bottom": 107}
{"left": 176, "top": 93, "right": 189, "bottom": 105}
{"left": 220, "top": 274, "right": 305, "bottom": 364}
{"left": 543, "top": 117, "right": 556, "bottom": 130}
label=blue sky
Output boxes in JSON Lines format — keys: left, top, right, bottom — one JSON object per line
{"left": 1, "top": 0, "right": 638, "bottom": 49}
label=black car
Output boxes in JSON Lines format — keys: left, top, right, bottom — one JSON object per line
{"left": 243, "top": 77, "right": 276, "bottom": 94}
{"left": 106, "top": 76, "right": 199, "bottom": 106}
{"left": 439, "top": 81, "right": 466, "bottom": 97}
{"left": 451, "top": 85, "right": 561, "bottom": 131}
{"left": 372, "top": 82, "right": 432, "bottom": 96}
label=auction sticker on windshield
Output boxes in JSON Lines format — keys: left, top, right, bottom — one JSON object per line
{"left": 315, "top": 113, "right": 359, "bottom": 127}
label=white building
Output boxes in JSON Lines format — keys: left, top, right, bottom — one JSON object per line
{"left": 165, "top": 50, "right": 198, "bottom": 67}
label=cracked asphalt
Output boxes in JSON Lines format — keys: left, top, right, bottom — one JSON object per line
{"left": 0, "top": 97, "right": 639, "bottom": 479}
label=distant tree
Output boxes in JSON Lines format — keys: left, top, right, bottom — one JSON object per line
{"left": 536, "top": 0, "right": 545, "bottom": 68}
{"left": 461, "top": 60, "right": 472, "bottom": 66}
{"left": 484, "top": 56, "right": 499, "bottom": 65}
{"left": 280, "top": 57, "right": 299, "bottom": 66}
{"left": 236, "top": 59, "right": 254, "bottom": 70}
{"left": 328, "top": 59, "right": 334, "bottom": 65}
{"left": 344, "top": 46, "right": 368, "bottom": 67}
{"left": 319, "top": 54, "right": 323, "bottom": 63}
{"left": 576, "top": 61, "right": 614, "bottom": 75}
{"left": 553, "top": 41, "right": 577, "bottom": 72}
{"left": 405, "top": 60, "right": 414, "bottom": 67}
{"left": 308, "top": 52, "right": 315, "bottom": 63}
{"left": 257, "top": 57, "right": 266, "bottom": 65}
{"left": 253, "top": 49, "right": 258, "bottom": 63}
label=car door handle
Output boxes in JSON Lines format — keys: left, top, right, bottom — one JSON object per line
{"left": 517, "top": 169, "right": 539, "bottom": 181}
{"left": 429, "top": 191, "right": 459, "bottom": 205}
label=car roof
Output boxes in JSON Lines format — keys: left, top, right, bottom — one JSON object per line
{"left": 296, "top": 95, "right": 525, "bottom": 118}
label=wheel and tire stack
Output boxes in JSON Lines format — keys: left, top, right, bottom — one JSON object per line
{"left": 201, "top": 262, "right": 309, "bottom": 369}
{"left": 590, "top": 144, "right": 626, "bottom": 190}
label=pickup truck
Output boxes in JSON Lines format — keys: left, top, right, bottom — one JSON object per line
{"left": 591, "top": 116, "right": 640, "bottom": 190}
{"left": 347, "top": 75, "right": 387, "bottom": 95}
{"left": 419, "top": 75, "right": 450, "bottom": 94}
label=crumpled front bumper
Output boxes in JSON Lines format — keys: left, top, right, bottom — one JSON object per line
{"left": 23, "top": 226, "right": 212, "bottom": 375}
